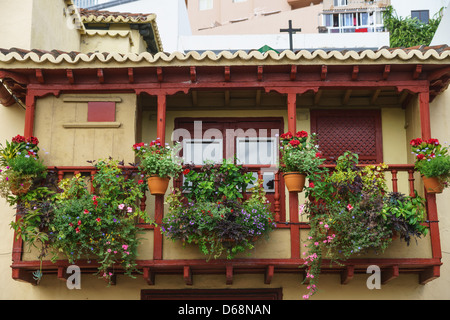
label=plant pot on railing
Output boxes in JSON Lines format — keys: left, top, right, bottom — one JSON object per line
{"left": 283, "top": 172, "right": 306, "bottom": 192}
{"left": 422, "top": 175, "right": 445, "bottom": 194}
{"left": 147, "top": 175, "right": 170, "bottom": 195}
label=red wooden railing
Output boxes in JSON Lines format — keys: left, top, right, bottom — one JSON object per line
{"left": 10, "top": 163, "right": 442, "bottom": 285}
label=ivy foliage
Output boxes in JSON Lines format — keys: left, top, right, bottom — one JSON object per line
{"left": 383, "top": 5, "right": 443, "bottom": 48}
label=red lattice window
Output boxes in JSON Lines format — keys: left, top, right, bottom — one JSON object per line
{"left": 310, "top": 109, "right": 383, "bottom": 164}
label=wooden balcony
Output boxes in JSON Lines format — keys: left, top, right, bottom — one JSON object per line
{"left": 11, "top": 163, "right": 441, "bottom": 286}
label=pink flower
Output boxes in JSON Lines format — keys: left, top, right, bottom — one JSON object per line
{"left": 107, "top": 249, "right": 111, "bottom": 253}
{"left": 122, "top": 244, "right": 128, "bottom": 250}
{"left": 118, "top": 204, "right": 125, "bottom": 210}
{"left": 75, "top": 227, "right": 80, "bottom": 233}
{"left": 77, "top": 220, "right": 82, "bottom": 225}
{"left": 84, "top": 209, "right": 89, "bottom": 214}
{"left": 96, "top": 218, "right": 101, "bottom": 222}
{"left": 347, "top": 204, "right": 353, "bottom": 211}
{"left": 127, "top": 207, "right": 133, "bottom": 213}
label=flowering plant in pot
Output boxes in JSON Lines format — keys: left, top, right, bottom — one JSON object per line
{"left": 161, "top": 160, "right": 276, "bottom": 260}
{"left": 301, "top": 151, "right": 428, "bottom": 299}
{"left": 0, "top": 135, "right": 46, "bottom": 201}
{"left": 50, "top": 158, "right": 151, "bottom": 284}
{"left": 132, "top": 139, "right": 182, "bottom": 195}
{"left": 279, "top": 131, "right": 325, "bottom": 192}
{"left": 410, "top": 137, "right": 450, "bottom": 193}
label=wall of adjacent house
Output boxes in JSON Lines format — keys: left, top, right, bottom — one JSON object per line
{"left": 0, "top": 0, "right": 81, "bottom": 52}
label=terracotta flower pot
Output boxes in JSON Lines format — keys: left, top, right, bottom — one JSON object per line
{"left": 283, "top": 172, "right": 306, "bottom": 192}
{"left": 147, "top": 176, "right": 170, "bottom": 195}
{"left": 10, "top": 177, "right": 32, "bottom": 196}
{"left": 422, "top": 175, "right": 444, "bottom": 194}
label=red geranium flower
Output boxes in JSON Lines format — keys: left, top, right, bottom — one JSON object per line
{"left": 11, "top": 135, "right": 26, "bottom": 144}
{"left": 417, "top": 154, "right": 425, "bottom": 160}
{"left": 296, "top": 131, "right": 308, "bottom": 138}
{"left": 27, "top": 136, "right": 39, "bottom": 146}
{"left": 183, "top": 168, "right": 190, "bottom": 175}
{"left": 280, "top": 132, "right": 293, "bottom": 139}
{"left": 289, "top": 139, "right": 300, "bottom": 147}
{"left": 426, "top": 138, "right": 440, "bottom": 146}
{"left": 410, "top": 138, "right": 423, "bottom": 146}
{"left": 133, "top": 142, "right": 145, "bottom": 150}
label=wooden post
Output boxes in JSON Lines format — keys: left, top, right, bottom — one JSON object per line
{"left": 287, "top": 93, "right": 300, "bottom": 259}
{"left": 419, "top": 89, "right": 442, "bottom": 262}
{"left": 24, "top": 93, "right": 35, "bottom": 138}
{"left": 153, "top": 94, "right": 167, "bottom": 260}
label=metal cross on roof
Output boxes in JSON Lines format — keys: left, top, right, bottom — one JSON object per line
{"left": 280, "top": 20, "right": 301, "bottom": 51}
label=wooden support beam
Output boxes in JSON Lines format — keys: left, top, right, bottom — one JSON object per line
{"left": 420, "top": 266, "right": 440, "bottom": 284}
{"left": 342, "top": 89, "right": 352, "bottom": 105}
{"left": 190, "top": 66, "right": 197, "bottom": 82}
{"left": 314, "top": 89, "right": 322, "bottom": 105}
{"left": 66, "top": 69, "right": 74, "bottom": 84}
{"left": 97, "top": 69, "right": 104, "bottom": 84}
{"left": 321, "top": 65, "right": 327, "bottom": 80}
{"left": 57, "top": 266, "right": 68, "bottom": 281}
{"left": 224, "top": 66, "right": 231, "bottom": 82}
{"left": 184, "top": 266, "right": 193, "bottom": 285}
{"left": 224, "top": 90, "right": 230, "bottom": 106}
{"left": 399, "top": 90, "right": 409, "bottom": 104}
{"left": 265, "top": 265, "right": 274, "bottom": 285}
{"left": 255, "top": 89, "right": 261, "bottom": 107}
{"left": 128, "top": 67, "right": 134, "bottom": 83}
{"left": 226, "top": 264, "right": 233, "bottom": 285}
{"left": 191, "top": 90, "right": 198, "bottom": 107}
{"left": 12, "top": 269, "right": 37, "bottom": 286}
{"left": 156, "top": 67, "right": 163, "bottom": 82}
{"left": 413, "top": 65, "right": 423, "bottom": 80}
{"left": 371, "top": 89, "right": 381, "bottom": 104}
{"left": 143, "top": 267, "right": 155, "bottom": 285}
{"left": 383, "top": 65, "right": 391, "bottom": 80}
{"left": 340, "top": 265, "right": 354, "bottom": 285}
{"left": 257, "top": 66, "right": 263, "bottom": 81}
{"left": 290, "top": 65, "right": 297, "bottom": 81}
{"left": 109, "top": 274, "right": 117, "bottom": 285}
{"left": 36, "top": 69, "right": 44, "bottom": 83}
{"left": 352, "top": 65, "right": 359, "bottom": 80}
{"left": 381, "top": 265, "right": 399, "bottom": 284}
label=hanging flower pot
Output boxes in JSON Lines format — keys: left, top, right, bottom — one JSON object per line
{"left": 10, "top": 176, "right": 32, "bottom": 195}
{"left": 422, "top": 175, "right": 444, "bottom": 194}
{"left": 283, "top": 172, "right": 306, "bottom": 192}
{"left": 147, "top": 175, "right": 170, "bottom": 195}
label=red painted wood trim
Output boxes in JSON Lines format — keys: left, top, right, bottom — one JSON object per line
{"left": 153, "top": 195, "right": 164, "bottom": 260}
{"left": 419, "top": 90, "right": 431, "bottom": 140}
{"left": 157, "top": 94, "right": 166, "bottom": 144}
{"left": 24, "top": 93, "right": 35, "bottom": 138}
{"left": 381, "top": 265, "right": 399, "bottom": 284}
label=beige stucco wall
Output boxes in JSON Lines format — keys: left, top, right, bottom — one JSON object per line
{"left": 34, "top": 94, "right": 138, "bottom": 167}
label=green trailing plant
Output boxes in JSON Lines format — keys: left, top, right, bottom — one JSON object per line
{"left": 162, "top": 161, "right": 276, "bottom": 260}
{"left": 301, "top": 151, "right": 428, "bottom": 299}
{"left": 383, "top": 5, "right": 443, "bottom": 48}
{"left": 50, "top": 159, "right": 152, "bottom": 283}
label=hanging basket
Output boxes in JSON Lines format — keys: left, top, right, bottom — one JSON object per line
{"left": 422, "top": 175, "right": 444, "bottom": 194}
{"left": 10, "top": 176, "right": 33, "bottom": 196}
{"left": 283, "top": 172, "right": 306, "bottom": 192}
{"left": 147, "top": 175, "right": 170, "bottom": 195}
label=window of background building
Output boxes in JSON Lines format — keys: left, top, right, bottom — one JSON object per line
{"left": 199, "top": 0, "right": 213, "bottom": 11}
{"left": 411, "top": 10, "right": 430, "bottom": 24}
{"left": 333, "top": 0, "right": 348, "bottom": 6}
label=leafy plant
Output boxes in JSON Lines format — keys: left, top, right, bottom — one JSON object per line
{"left": 162, "top": 162, "right": 275, "bottom": 260}
{"left": 182, "top": 159, "right": 254, "bottom": 203}
{"left": 410, "top": 137, "right": 450, "bottom": 188}
{"left": 301, "top": 151, "right": 428, "bottom": 299}
{"left": 279, "top": 131, "right": 325, "bottom": 175}
{"left": 383, "top": 5, "right": 443, "bottom": 47}
{"left": 50, "top": 159, "right": 152, "bottom": 283}
{"left": 132, "top": 139, "right": 182, "bottom": 178}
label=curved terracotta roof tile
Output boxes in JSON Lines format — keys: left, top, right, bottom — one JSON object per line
{"left": 0, "top": 46, "right": 449, "bottom": 67}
